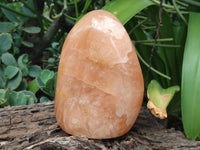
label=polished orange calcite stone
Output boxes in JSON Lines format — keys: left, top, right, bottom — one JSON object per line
{"left": 55, "top": 10, "right": 144, "bottom": 139}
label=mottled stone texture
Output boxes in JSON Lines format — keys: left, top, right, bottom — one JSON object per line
{"left": 55, "top": 10, "right": 144, "bottom": 139}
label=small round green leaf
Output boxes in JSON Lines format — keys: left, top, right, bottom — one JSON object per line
{"left": 28, "top": 65, "right": 42, "bottom": 78}
{"left": 4, "top": 66, "right": 19, "bottom": 79}
{"left": 6, "top": 70, "right": 22, "bottom": 90}
{"left": 40, "top": 96, "right": 50, "bottom": 103}
{"left": 0, "top": 33, "right": 12, "bottom": 53}
{"left": 1, "top": 52, "right": 17, "bottom": 66}
{"left": 23, "top": 26, "right": 41, "bottom": 34}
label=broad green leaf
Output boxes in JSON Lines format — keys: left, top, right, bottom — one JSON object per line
{"left": 182, "top": 12, "right": 200, "bottom": 140}
{"left": 28, "top": 65, "right": 42, "bottom": 77}
{"left": 0, "top": 33, "right": 12, "bottom": 53}
{"left": 40, "top": 69, "right": 54, "bottom": 84}
{"left": 23, "top": 27, "right": 41, "bottom": 34}
{"left": 0, "top": 22, "right": 17, "bottom": 33}
{"left": 22, "top": 90, "right": 37, "bottom": 103}
{"left": 28, "top": 79, "right": 39, "bottom": 94}
{"left": 21, "top": 41, "right": 34, "bottom": 48}
{"left": 102, "top": 0, "right": 154, "bottom": 25}
{"left": 1, "top": 52, "right": 17, "bottom": 66}
{"left": 4, "top": 66, "right": 19, "bottom": 79}
{"left": 6, "top": 70, "right": 22, "bottom": 90}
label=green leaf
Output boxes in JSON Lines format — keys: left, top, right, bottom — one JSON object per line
{"left": 4, "top": 66, "right": 19, "bottom": 79}
{"left": 23, "top": 26, "right": 41, "bottom": 34}
{"left": 1, "top": 5, "right": 18, "bottom": 22}
{"left": 40, "top": 69, "right": 54, "bottom": 84}
{"left": 8, "top": 91, "right": 27, "bottom": 106}
{"left": 1, "top": 2, "right": 30, "bottom": 22}
{"left": 1, "top": 52, "right": 17, "bottom": 66}
{"left": 0, "top": 22, "right": 17, "bottom": 33}
{"left": 28, "top": 79, "right": 39, "bottom": 94}
{"left": 16, "top": 92, "right": 27, "bottom": 105}
{"left": 40, "top": 96, "right": 50, "bottom": 103}
{"left": 17, "top": 54, "right": 29, "bottom": 76}
{"left": 15, "top": 80, "right": 27, "bottom": 91}
{"left": 6, "top": 70, "right": 22, "bottom": 90}
{"left": 181, "top": 12, "right": 200, "bottom": 140}
{"left": 0, "top": 89, "right": 9, "bottom": 106}
{"left": 0, "top": 33, "right": 12, "bottom": 53}
{"left": 21, "top": 41, "right": 34, "bottom": 48}
{"left": 102, "top": 0, "right": 154, "bottom": 25}
{"left": 17, "top": 54, "right": 29, "bottom": 67}
{"left": 22, "top": 90, "right": 37, "bottom": 103}
{"left": 28, "top": 65, "right": 42, "bottom": 78}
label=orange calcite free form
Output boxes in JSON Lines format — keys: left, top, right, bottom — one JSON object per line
{"left": 55, "top": 10, "right": 144, "bottom": 139}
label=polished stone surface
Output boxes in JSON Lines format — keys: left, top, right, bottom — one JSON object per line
{"left": 55, "top": 10, "right": 144, "bottom": 139}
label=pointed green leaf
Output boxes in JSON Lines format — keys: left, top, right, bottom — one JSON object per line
{"left": 21, "top": 41, "right": 34, "bottom": 47}
{"left": 181, "top": 12, "right": 200, "bottom": 140}
{"left": 23, "top": 26, "right": 41, "bottom": 34}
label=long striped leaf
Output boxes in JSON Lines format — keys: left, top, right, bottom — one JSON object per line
{"left": 181, "top": 12, "right": 200, "bottom": 140}
{"left": 102, "top": 0, "right": 154, "bottom": 25}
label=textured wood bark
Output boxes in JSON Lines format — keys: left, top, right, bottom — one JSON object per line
{"left": 0, "top": 102, "right": 200, "bottom": 150}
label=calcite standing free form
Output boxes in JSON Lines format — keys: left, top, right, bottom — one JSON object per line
{"left": 55, "top": 10, "right": 144, "bottom": 139}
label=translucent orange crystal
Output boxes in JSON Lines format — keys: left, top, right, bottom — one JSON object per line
{"left": 55, "top": 10, "right": 144, "bottom": 139}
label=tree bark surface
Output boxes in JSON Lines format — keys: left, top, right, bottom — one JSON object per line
{"left": 0, "top": 102, "right": 200, "bottom": 150}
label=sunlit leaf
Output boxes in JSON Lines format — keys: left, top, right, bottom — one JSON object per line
{"left": 102, "top": 0, "right": 154, "bottom": 25}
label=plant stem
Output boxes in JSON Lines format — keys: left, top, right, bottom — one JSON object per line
{"left": 136, "top": 50, "right": 171, "bottom": 80}
{"left": 146, "top": 0, "right": 163, "bottom": 86}
{"left": 74, "top": 0, "right": 79, "bottom": 18}
{"left": 179, "top": 0, "right": 200, "bottom": 7}
{"left": 0, "top": 3, "right": 36, "bottom": 18}
{"left": 82, "top": 0, "right": 92, "bottom": 14}
{"left": 151, "top": 0, "right": 174, "bottom": 9}
{"left": 129, "top": 18, "right": 148, "bottom": 35}
{"left": 135, "top": 38, "right": 173, "bottom": 43}
{"left": 172, "top": 0, "right": 188, "bottom": 25}
{"left": 137, "top": 42, "right": 181, "bottom": 48}
{"left": 175, "top": 0, "right": 189, "bottom": 7}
